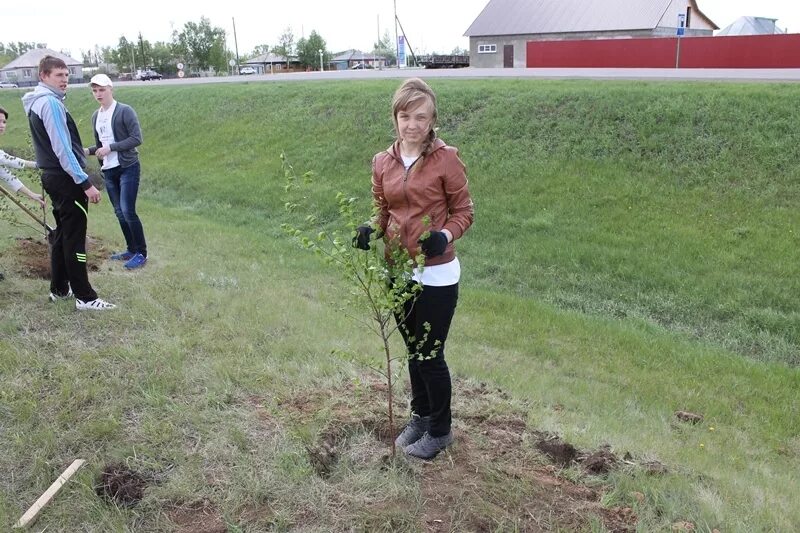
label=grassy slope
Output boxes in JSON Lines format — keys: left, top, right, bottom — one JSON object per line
{"left": 1, "top": 80, "right": 798, "bottom": 531}
{"left": 112, "top": 80, "right": 800, "bottom": 363}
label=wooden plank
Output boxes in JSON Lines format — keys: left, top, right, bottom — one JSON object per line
{"left": 14, "top": 459, "right": 87, "bottom": 529}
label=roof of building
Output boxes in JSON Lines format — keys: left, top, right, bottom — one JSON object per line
{"left": 464, "top": 0, "right": 717, "bottom": 37}
{"left": 1, "top": 48, "right": 82, "bottom": 70}
{"left": 717, "top": 16, "right": 785, "bottom": 36}
{"left": 245, "top": 53, "right": 295, "bottom": 64}
{"left": 331, "top": 50, "right": 382, "bottom": 62}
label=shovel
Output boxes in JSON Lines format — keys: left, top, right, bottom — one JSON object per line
{"left": 0, "top": 185, "right": 55, "bottom": 237}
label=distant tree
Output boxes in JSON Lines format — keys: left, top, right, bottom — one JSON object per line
{"left": 372, "top": 30, "right": 396, "bottom": 64}
{"left": 100, "top": 45, "right": 115, "bottom": 65}
{"left": 172, "top": 17, "right": 227, "bottom": 72}
{"left": 106, "top": 36, "right": 137, "bottom": 72}
{"left": 295, "top": 37, "right": 307, "bottom": 65}
{"left": 1, "top": 42, "right": 46, "bottom": 67}
{"left": 252, "top": 44, "right": 270, "bottom": 56}
{"left": 451, "top": 46, "right": 469, "bottom": 56}
{"left": 272, "top": 27, "right": 295, "bottom": 67}
{"left": 81, "top": 50, "right": 95, "bottom": 67}
{"left": 150, "top": 42, "right": 177, "bottom": 75}
{"left": 296, "top": 30, "right": 327, "bottom": 70}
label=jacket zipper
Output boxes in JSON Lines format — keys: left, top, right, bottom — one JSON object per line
{"left": 401, "top": 156, "right": 420, "bottom": 253}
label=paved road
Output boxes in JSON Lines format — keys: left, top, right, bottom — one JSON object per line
{"left": 113, "top": 67, "right": 800, "bottom": 87}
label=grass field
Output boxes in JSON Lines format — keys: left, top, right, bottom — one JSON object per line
{"left": 0, "top": 79, "right": 798, "bottom": 532}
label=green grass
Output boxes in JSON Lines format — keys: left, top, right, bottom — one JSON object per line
{"left": 1, "top": 79, "right": 798, "bottom": 531}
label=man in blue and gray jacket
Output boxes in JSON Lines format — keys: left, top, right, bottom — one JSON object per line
{"left": 22, "top": 55, "right": 116, "bottom": 310}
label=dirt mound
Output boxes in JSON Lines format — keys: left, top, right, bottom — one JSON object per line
{"left": 582, "top": 447, "right": 619, "bottom": 474}
{"left": 12, "top": 238, "right": 50, "bottom": 279}
{"left": 9, "top": 235, "right": 111, "bottom": 279}
{"left": 95, "top": 462, "right": 147, "bottom": 506}
{"left": 536, "top": 437, "right": 578, "bottom": 465}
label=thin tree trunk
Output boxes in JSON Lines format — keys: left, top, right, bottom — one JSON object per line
{"left": 383, "top": 332, "right": 395, "bottom": 457}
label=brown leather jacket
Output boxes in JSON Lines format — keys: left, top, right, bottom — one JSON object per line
{"left": 372, "top": 138, "right": 474, "bottom": 266}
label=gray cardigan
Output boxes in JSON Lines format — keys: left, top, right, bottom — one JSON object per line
{"left": 88, "top": 102, "right": 142, "bottom": 168}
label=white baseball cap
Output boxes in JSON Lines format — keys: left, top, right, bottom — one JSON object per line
{"left": 90, "top": 74, "right": 113, "bottom": 87}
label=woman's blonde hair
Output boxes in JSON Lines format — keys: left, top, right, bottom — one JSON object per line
{"left": 392, "top": 77, "right": 438, "bottom": 152}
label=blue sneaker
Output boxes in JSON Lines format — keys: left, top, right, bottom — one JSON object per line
{"left": 111, "top": 251, "right": 134, "bottom": 261}
{"left": 124, "top": 253, "right": 147, "bottom": 270}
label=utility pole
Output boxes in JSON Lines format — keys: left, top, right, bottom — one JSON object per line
{"left": 232, "top": 17, "right": 241, "bottom": 72}
{"left": 394, "top": 0, "right": 399, "bottom": 68}
{"left": 138, "top": 32, "right": 146, "bottom": 68}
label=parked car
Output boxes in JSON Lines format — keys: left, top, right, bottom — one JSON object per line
{"left": 0, "top": 81, "right": 19, "bottom": 88}
{"left": 137, "top": 70, "right": 162, "bottom": 81}
{"left": 350, "top": 63, "right": 373, "bottom": 70}
{"left": 239, "top": 66, "right": 256, "bottom": 75}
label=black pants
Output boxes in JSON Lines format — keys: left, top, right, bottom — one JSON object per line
{"left": 395, "top": 282, "right": 459, "bottom": 438}
{"left": 42, "top": 172, "right": 97, "bottom": 302}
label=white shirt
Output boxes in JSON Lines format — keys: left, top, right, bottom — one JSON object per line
{"left": 96, "top": 101, "right": 120, "bottom": 170}
{"left": 401, "top": 154, "right": 461, "bottom": 286}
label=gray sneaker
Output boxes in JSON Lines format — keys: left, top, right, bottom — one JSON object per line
{"left": 394, "top": 414, "right": 430, "bottom": 449}
{"left": 404, "top": 431, "right": 454, "bottom": 459}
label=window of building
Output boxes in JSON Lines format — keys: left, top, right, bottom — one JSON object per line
{"left": 478, "top": 44, "right": 497, "bottom": 54}
{"left": 23, "top": 69, "right": 32, "bottom": 78}
{"left": 686, "top": 7, "right": 692, "bottom": 28}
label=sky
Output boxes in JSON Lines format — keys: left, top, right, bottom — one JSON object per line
{"left": 2, "top": 0, "right": 799, "bottom": 60}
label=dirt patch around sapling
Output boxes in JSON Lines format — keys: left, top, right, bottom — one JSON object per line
{"left": 9, "top": 235, "right": 112, "bottom": 279}
{"left": 255, "top": 376, "right": 642, "bottom": 532}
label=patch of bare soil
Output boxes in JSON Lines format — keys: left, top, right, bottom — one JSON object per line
{"left": 268, "top": 377, "right": 639, "bottom": 532}
{"left": 167, "top": 499, "right": 227, "bottom": 533}
{"left": 674, "top": 410, "right": 704, "bottom": 424}
{"left": 10, "top": 235, "right": 111, "bottom": 279}
{"left": 11, "top": 238, "right": 50, "bottom": 279}
{"left": 95, "top": 462, "right": 147, "bottom": 506}
{"left": 414, "top": 381, "right": 636, "bottom": 533}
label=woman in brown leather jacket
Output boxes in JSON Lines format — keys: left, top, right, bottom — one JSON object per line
{"left": 355, "top": 78, "right": 474, "bottom": 459}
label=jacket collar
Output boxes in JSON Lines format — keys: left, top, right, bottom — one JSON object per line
{"left": 387, "top": 137, "right": 446, "bottom": 162}
{"left": 37, "top": 81, "right": 66, "bottom": 100}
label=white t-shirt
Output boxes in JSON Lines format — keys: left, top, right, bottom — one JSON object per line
{"left": 401, "top": 154, "right": 461, "bottom": 286}
{"left": 96, "top": 101, "right": 120, "bottom": 170}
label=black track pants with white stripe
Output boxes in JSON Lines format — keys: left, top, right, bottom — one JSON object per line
{"left": 42, "top": 171, "right": 97, "bottom": 302}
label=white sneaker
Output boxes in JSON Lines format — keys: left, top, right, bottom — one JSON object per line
{"left": 75, "top": 298, "right": 117, "bottom": 311}
{"left": 49, "top": 288, "right": 74, "bottom": 302}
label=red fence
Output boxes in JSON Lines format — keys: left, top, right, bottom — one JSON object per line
{"left": 526, "top": 34, "right": 800, "bottom": 68}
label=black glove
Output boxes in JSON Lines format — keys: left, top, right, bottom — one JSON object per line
{"left": 418, "top": 230, "right": 449, "bottom": 257}
{"left": 353, "top": 225, "right": 374, "bottom": 250}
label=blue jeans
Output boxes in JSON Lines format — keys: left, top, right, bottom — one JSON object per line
{"left": 103, "top": 162, "right": 147, "bottom": 257}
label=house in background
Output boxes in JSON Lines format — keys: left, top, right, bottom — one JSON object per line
{"left": 464, "top": 0, "right": 717, "bottom": 67}
{"left": 329, "top": 50, "right": 386, "bottom": 70}
{"left": 243, "top": 53, "right": 300, "bottom": 74}
{"left": 1, "top": 48, "right": 83, "bottom": 86}
{"left": 717, "top": 17, "right": 786, "bottom": 36}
